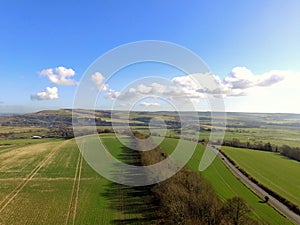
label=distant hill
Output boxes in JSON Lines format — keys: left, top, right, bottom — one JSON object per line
{"left": 1, "top": 109, "right": 300, "bottom": 129}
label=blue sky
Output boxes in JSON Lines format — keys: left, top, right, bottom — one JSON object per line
{"left": 1, "top": 0, "right": 300, "bottom": 113}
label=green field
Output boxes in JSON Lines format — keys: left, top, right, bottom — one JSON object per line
{"left": 0, "top": 126, "right": 49, "bottom": 139}
{"left": 0, "top": 134, "right": 297, "bottom": 224}
{"left": 221, "top": 146, "right": 300, "bottom": 207}
{"left": 0, "top": 135, "right": 150, "bottom": 225}
{"left": 155, "top": 137, "right": 295, "bottom": 225}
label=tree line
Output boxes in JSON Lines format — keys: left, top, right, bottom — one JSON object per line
{"left": 219, "top": 138, "right": 273, "bottom": 152}
{"left": 280, "top": 145, "right": 300, "bottom": 162}
{"left": 213, "top": 138, "right": 300, "bottom": 162}
{"left": 45, "top": 126, "right": 300, "bottom": 163}
{"left": 133, "top": 132, "right": 260, "bottom": 225}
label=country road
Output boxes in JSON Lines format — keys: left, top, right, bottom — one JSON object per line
{"left": 212, "top": 146, "right": 300, "bottom": 225}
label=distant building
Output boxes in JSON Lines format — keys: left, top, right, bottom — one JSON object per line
{"left": 32, "top": 135, "right": 42, "bottom": 139}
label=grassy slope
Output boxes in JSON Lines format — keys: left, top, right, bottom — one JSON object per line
{"left": 222, "top": 146, "right": 300, "bottom": 207}
{"left": 156, "top": 137, "right": 294, "bottom": 225}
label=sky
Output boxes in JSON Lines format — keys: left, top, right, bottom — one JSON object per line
{"left": 1, "top": 0, "right": 300, "bottom": 113}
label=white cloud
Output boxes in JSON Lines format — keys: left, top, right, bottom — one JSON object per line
{"left": 97, "top": 67, "right": 300, "bottom": 113}
{"left": 220, "top": 69, "right": 300, "bottom": 113}
{"left": 172, "top": 75, "right": 199, "bottom": 89}
{"left": 105, "top": 89, "right": 121, "bottom": 100}
{"left": 90, "top": 72, "right": 108, "bottom": 91}
{"left": 139, "top": 101, "right": 161, "bottom": 107}
{"left": 136, "top": 84, "right": 152, "bottom": 94}
{"left": 105, "top": 81, "right": 204, "bottom": 103}
{"left": 39, "top": 66, "right": 77, "bottom": 85}
{"left": 118, "top": 103, "right": 132, "bottom": 107}
{"left": 172, "top": 73, "right": 229, "bottom": 99}
{"left": 31, "top": 87, "right": 59, "bottom": 100}
{"left": 103, "top": 67, "right": 292, "bottom": 108}
{"left": 186, "top": 67, "right": 286, "bottom": 98}
{"left": 224, "top": 67, "right": 284, "bottom": 89}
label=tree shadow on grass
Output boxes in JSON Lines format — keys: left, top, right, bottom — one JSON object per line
{"left": 100, "top": 144, "right": 161, "bottom": 225}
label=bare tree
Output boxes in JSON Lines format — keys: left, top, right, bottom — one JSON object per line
{"left": 221, "top": 197, "right": 253, "bottom": 225}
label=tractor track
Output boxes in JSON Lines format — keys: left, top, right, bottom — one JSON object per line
{"left": 65, "top": 144, "right": 83, "bottom": 225}
{"left": 0, "top": 141, "right": 65, "bottom": 213}
{"left": 65, "top": 151, "right": 81, "bottom": 225}
{"left": 72, "top": 153, "right": 83, "bottom": 225}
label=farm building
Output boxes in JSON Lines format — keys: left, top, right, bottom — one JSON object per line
{"left": 32, "top": 135, "right": 42, "bottom": 139}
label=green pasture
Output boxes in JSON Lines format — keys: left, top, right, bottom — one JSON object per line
{"left": 155, "top": 137, "right": 295, "bottom": 225}
{"left": 222, "top": 146, "right": 300, "bottom": 207}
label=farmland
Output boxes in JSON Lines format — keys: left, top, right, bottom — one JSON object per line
{"left": 3, "top": 109, "right": 300, "bottom": 148}
{"left": 1, "top": 110, "right": 300, "bottom": 224}
{"left": 156, "top": 137, "right": 295, "bottom": 224}
{"left": 221, "top": 146, "right": 300, "bottom": 207}
{"left": 0, "top": 135, "right": 150, "bottom": 225}
{"left": 1, "top": 134, "right": 295, "bottom": 224}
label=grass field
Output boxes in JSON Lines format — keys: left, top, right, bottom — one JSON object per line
{"left": 0, "top": 134, "right": 297, "bottom": 224}
{"left": 196, "top": 127, "right": 300, "bottom": 148}
{"left": 0, "top": 126, "right": 49, "bottom": 139}
{"left": 221, "top": 146, "right": 300, "bottom": 207}
{"left": 0, "top": 135, "right": 151, "bottom": 225}
{"left": 155, "top": 137, "right": 295, "bottom": 225}
{"left": 0, "top": 126, "right": 48, "bottom": 133}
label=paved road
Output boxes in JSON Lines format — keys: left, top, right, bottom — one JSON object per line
{"left": 211, "top": 146, "right": 300, "bottom": 225}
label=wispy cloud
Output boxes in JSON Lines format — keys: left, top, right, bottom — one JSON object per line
{"left": 31, "top": 87, "right": 59, "bottom": 100}
{"left": 139, "top": 101, "right": 161, "bottom": 107}
{"left": 39, "top": 66, "right": 77, "bottom": 86}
